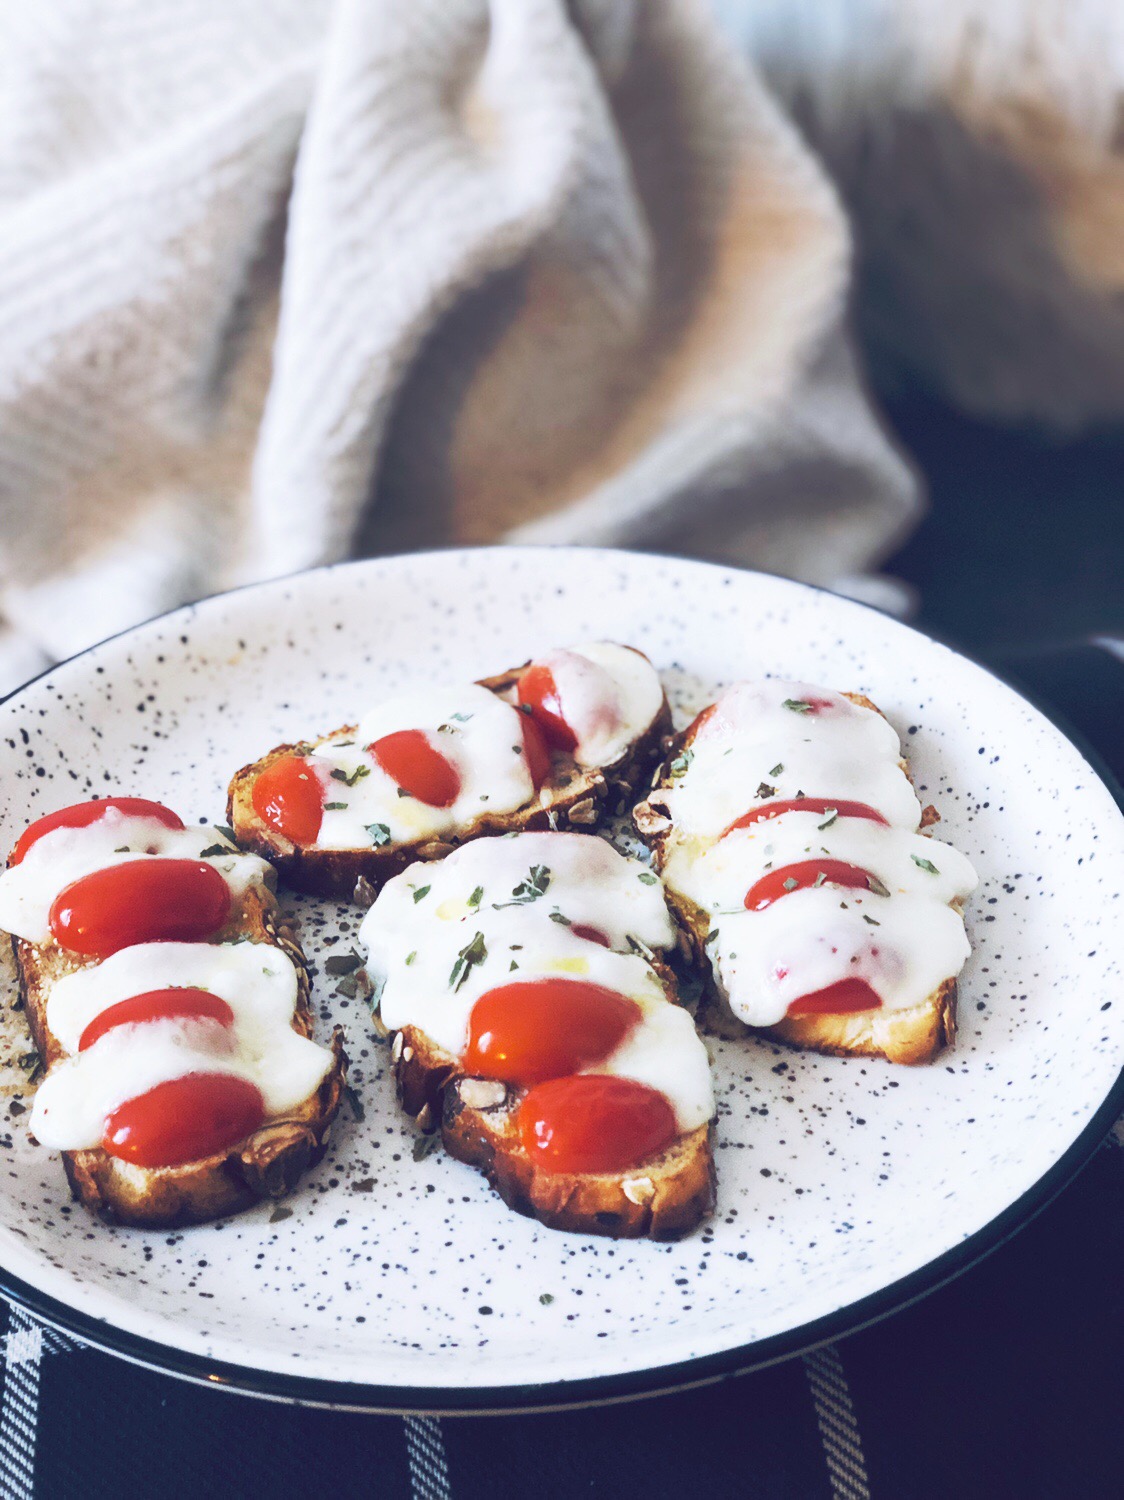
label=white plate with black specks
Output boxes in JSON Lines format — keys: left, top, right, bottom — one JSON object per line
{"left": 0, "top": 548, "right": 1121, "bottom": 1414}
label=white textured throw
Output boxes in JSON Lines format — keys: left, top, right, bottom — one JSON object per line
{"left": 0, "top": 0, "right": 916, "bottom": 691}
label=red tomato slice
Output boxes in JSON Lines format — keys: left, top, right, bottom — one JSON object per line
{"left": 521, "top": 713, "right": 552, "bottom": 791}
{"left": 10, "top": 798, "right": 184, "bottom": 866}
{"left": 786, "top": 977, "right": 882, "bottom": 1016}
{"left": 50, "top": 860, "right": 232, "bottom": 957}
{"left": 569, "top": 923, "right": 610, "bottom": 947}
{"left": 102, "top": 1073, "right": 264, "bottom": 1167}
{"left": 518, "top": 1075, "right": 678, "bottom": 1175}
{"left": 79, "top": 988, "right": 235, "bottom": 1052}
{"left": 464, "top": 980, "right": 639, "bottom": 1085}
{"left": 369, "top": 729, "right": 460, "bottom": 808}
{"left": 251, "top": 755, "right": 324, "bottom": 845}
{"left": 724, "top": 797, "right": 889, "bottom": 837}
{"left": 516, "top": 664, "right": 578, "bottom": 752}
{"left": 745, "top": 859, "right": 878, "bottom": 911}
{"left": 684, "top": 703, "right": 717, "bottom": 739}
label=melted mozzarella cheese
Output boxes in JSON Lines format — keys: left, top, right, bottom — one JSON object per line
{"left": 658, "top": 680, "right": 921, "bottom": 847}
{"left": 654, "top": 681, "right": 978, "bottom": 1028}
{"left": 309, "top": 683, "right": 535, "bottom": 849}
{"left": 0, "top": 814, "right": 272, "bottom": 944}
{"left": 30, "top": 939, "right": 334, "bottom": 1150}
{"left": 45, "top": 939, "right": 300, "bottom": 1052}
{"left": 708, "top": 891, "right": 972, "bottom": 1027}
{"left": 359, "top": 832, "right": 713, "bottom": 1132}
{"left": 666, "top": 811, "right": 978, "bottom": 915}
{"left": 529, "top": 643, "right": 663, "bottom": 768}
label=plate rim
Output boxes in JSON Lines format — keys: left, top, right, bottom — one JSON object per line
{"left": 0, "top": 545, "right": 1121, "bottom": 1414}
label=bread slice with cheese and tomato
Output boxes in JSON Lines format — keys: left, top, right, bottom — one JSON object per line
{"left": 228, "top": 643, "right": 671, "bottom": 902}
{"left": 633, "top": 682, "right": 978, "bottom": 1065}
{"left": 359, "top": 831, "right": 716, "bottom": 1239}
{"left": 0, "top": 797, "right": 345, "bottom": 1227}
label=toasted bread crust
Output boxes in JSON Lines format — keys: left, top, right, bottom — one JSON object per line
{"left": 391, "top": 1018, "right": 716, "bottom": 1240}
{"left": 634, "top": 692, "right": 959, "bottom": 1065}
{"left": 227, "top": 660, "right": 672, "bottom": 902}
{"left": 14, "top": 885, "right": 347, "bottom": 1228}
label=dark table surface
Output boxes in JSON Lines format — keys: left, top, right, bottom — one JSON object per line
{"left": 1, "top": 394, "right": 1121, "bottom": 1500}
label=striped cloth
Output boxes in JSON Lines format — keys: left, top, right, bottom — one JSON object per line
{"left": 2, "top": 1129, "right": 1121, "bottom": 1499}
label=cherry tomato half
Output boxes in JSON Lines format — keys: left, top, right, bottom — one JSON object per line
{"left": 724, "top": 797, "right": 889, "bottom": 837}
{"left": 251, "top": 755, "right": 324, "bottom": 846}
{"left": 521, "top": 713, "right": 552, "bottom": 791}
{"left": 50, "top": 860, "right": 232, "bottom": 957}
{"left": 516, "top": 664, "right": 578, "bottom": 752}
{"left": 464, "top": 980, "right": 639, "bottom": 1085}
{"left": 786, "top": 977, "right": 882, "bottom": 1016}
{"left": 744, "top": 859, "right": 877, "bottom": 911}
{"left": 569, "top": 923, "right": 610, "bottom": 947}
{"left": 102, "top": 1072, "right": 264, "bottom": 1167}
{"left": 370, "top": 729, "right": 460, "bottom": 808}
{"left": 10, "top": 798, "right": 184, "bottom": 866}
{"left": 79, "top": 988, "right": 234, "bottom": 1052}
{"left": 518, "top": 1074, "right": 678, "bottom": 1175}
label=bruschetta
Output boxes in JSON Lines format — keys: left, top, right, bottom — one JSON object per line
{"left": 228, "top": 643, "right": 671, "bottom": 901}
{"left": 633, "top": 682, "right": 978, "bottom": 1064}
{"left": 359, "top": 831, "right": 716, "bottom": 1239}
{"left": 0, "top": 797, "right": 345, "bottom": 1227}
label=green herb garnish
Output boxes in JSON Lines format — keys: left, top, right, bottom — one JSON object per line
{"left": 17, "top": 1051, "right": 43, "bottom": 1084}
{"left": 450, "top": 932, "right": 487, "bottom": 992}
{"left": 783, "top": 699, "right": 812, "bottom": 713}
{"left": 638, "top": 871, "right": 658, "bottom": 886}
{"left": 198, "top": 843, "right": 229, "bottom": 859}
{"left": 769, "top": 762, "right": 784, "bottom": 778}
{"left": 755, "top": 782, "right": 776, "bottom": 800}
{"left": 412, "top": 885, "right": 431, "bottom": 903}
{"left": 866, "top": 874, "right": 891, "bottom": 897}
{"left": 911, "top": 854, "right": 940, "bottom": 875}
{"left": 331, "top": 765, "right": 370, "bottom": 787}
{"left": 367, "top": 822, "right": 391, "bottom": 846}
{"left": 467, "top": 885, "right": 484, "bottom": 910}
{"left": 494, "top": 865, "right": 551, "bottom": 907}
{"left": 817, "top": 809, "right": 838, "bottom": 830}
{"left": 323, "top": 801, "right": 347, "bottom": 811}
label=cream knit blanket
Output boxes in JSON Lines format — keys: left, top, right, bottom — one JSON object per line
{"left": 0, "top": 0, "right": 916, "bottom": 690}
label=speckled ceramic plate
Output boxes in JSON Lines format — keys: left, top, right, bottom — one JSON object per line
{"left": 0, "top": 547, "right": 1121, "bottom": 1414}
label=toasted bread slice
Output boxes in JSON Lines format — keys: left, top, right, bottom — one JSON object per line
{"left": 227, "top": 659, "right": 672, "bottom": 902}
{"left": 635, "top": 692, "right": 958, "bottom": 1066}
{"left": 392, "top": 1022, "right": 716, "bottom": 1241}
{"left": 14, "top": 884, "right": 346, "bottom": 1228}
